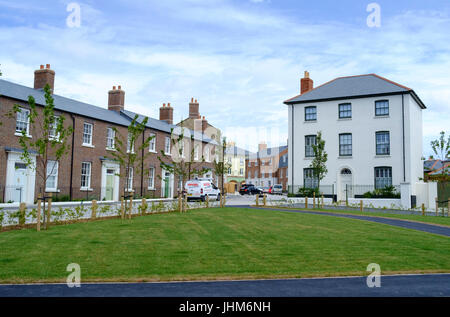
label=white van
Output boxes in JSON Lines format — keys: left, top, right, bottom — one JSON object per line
{"left": 185, "top": 179, "right": 221, "bottom": 201}
{"left": 272, "top": 184, "right": 283, "bottom": 195}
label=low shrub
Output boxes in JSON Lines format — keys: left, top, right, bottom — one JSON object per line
{"left": 362, "top": 186, "right": 400, "bottom": 199}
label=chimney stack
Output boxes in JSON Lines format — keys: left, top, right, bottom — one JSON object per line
{"left": 108, "top": 85, "right": 125, "bottom": 112}
{"left": 258, "top": 142, "right": 267, "bottom": 152}
{"left": 34, "top": 64, "right": 55, "bottom": 93}
{"left": 201, "top": 115, "right": 208, "bottom": 132}
{"left": 160, "top": 102, "right": 173, "bottom": 125}
{"left": 189, "top": 97, "right": 200, "bottom": 119}
{"left": 300, "top": 71, "right": 313, "bottom": 95}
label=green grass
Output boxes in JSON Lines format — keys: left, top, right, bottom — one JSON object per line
{"left": 267, "top": 206, "right": 450, "bottom": 226}
{"left": 0, "top": 207, "right": 449, "bottom": 283}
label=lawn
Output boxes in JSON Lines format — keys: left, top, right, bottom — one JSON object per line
{"left": 0, "top": 207, "right": 449, "bottom": 283}
{"left": 264, "top": 206, "right": 450, "bottom": 226}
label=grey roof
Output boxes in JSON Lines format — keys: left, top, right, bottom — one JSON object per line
{"left": 0, "top": 79, "right": 131, "bottom": 126}
{"left": 248, "top": 145, "right": 287, "bottom": 159}
{"left": 225, "top": 145, "right": 250, "bottom": 156}
{"left": 284, "top": 74, "right": 426, "bottom": 108}
{"left": 0, "top": 79, "right": 216, "bottom": 144}
{"left": 121, "top": 110, "right": 217, "bottom": 144}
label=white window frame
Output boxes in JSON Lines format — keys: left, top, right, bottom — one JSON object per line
{"left": 82, "top": 122, "right": 93, "bottom": 146}
{"left": 106, "top": 127, "right": 115, "bottom": 150}
{"left": 127, "top": 132, "right": 135, "bottom": 154}
{"left": 81, "top": 162, "right": 92, "bottom": 190}
{"left": 148, "top": 166, "right": 155, "bottom": 189}
{"left": 49, "top": 116, "right": 60, "bottom": 141}
{"left": 149, "top": 133, "right": 156, "bottom": 153}
{"left": 46, "top": 160, "right": 59, "bottom": 192}
{"left": 15, "top": 107, "right": 31, "bottom": 137}
{"left": 126, "top": 167, "right": 134, "bottom": 192}
{"left": 164, "top": 136, "right": 171, "bottom": 155}
{"left": 194, "top": 144, "right": 199, "bottom": 161}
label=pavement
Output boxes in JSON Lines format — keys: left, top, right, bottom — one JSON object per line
{"left": 0, "top": 274, "right": 449, "bottom": 297}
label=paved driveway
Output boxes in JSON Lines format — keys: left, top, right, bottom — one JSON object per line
{"left": 0, "top": 274, "right": 449, "bottom": 297}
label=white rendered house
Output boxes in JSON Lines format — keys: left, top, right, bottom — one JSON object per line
{"left": 284, "top": 72, "right": 426, "bottom": 203}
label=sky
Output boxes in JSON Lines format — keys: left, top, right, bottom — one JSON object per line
{"left": 0, "top": 0, "right": 449, "bottom": 156}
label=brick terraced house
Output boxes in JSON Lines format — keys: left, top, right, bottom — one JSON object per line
{"left": 0, "top": 65, "right": 217, "bottom": 204}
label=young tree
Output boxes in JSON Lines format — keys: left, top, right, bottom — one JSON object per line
{"left": 431, "top": 131, "right": 450, "bottom": 161}
{"left": 108, "top": 115, "right": 153, "bottom": 218}
{"left": 309, "top": 131, "right": 328, "bottom": 191}
{"left": 213, "top": 137, "right": 231, "bottom": 197}
{"left": 9, "top": 84, "right": 73, "bottom": 229}
{"left": 158, "top": 126, "right": 210, "bottom": 202}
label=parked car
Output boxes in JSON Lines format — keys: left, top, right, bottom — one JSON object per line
{"left": 239, "top": 184, "right": 263, "bottom": 195}
{"left": 260, "top": 186, "right": 271, "bottom": 194}
{"left": 185, "top": 179, "right": 221, "bottom": 201}
{"left": 272, "top": 184, "right": 283, "bottom": 195}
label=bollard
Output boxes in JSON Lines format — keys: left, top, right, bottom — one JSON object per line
{"left": 91, "top": 200, "right": 97, "bottom": 219}
{"left": 223, "top": 194, "right": 226, "bottom": 207}
{"left": 120, "top": 197, "right": 125, "bottom": 219}
{"left": 263, "top": 194, "right": 267, "bottom": 207}
{"left": 313, "top": 192, "right": 316, "bottom": 209}
{"left": 305, "top": 196, "right": 308, "bottom": 209}
{"left": 36, "top": 194, "right": 42, "bottom": 231}
{"left": 141, "top": 198, "right": 147, "bottom": 215}
{"left": 422, "top": 203, "right": 425, "bottom": 216}
{"left": 206, "top": 195, "right": 209, "bottom": 208}
{"left": 184, "top": 195, "right": 187, "bottom": 212}
{"left": 178, "top": 195, "right": 182, "bottom": 212}
{"left": 360, "top": 200, "right": 363, "bottom": 212}
{"left": 435, "top": 198, "right": 438, "bottom": 217}
{"left": 256, "top": 194, "right": 259, "bottom": 206}
{"left": 46, "top": 193, "right": 52, "bottom": 228}
{"left": 128, "top": 194, "right": 134, "bottom": 219}
{"left": 321, "top": 195, "right": 324, "bottom": 209}
{"left": 19, "top": 202, "right": 26, "bottom": 227}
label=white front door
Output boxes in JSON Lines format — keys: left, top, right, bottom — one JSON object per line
{"left": 101, "top": 162, "right": 120, "bottom": 201}
{"left": 13, "top": 162, "right": 27, "bottom": 203}
{"left": 339, "top": 168, "right": 353, "bottom": 202}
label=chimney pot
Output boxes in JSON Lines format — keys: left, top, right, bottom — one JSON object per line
{"left": 300, "top": 71, "right": 314, "bottom": 95}
{"left": 108, "top": 85, "right": 125, "bottom": 112}
{"left": 159, "top": 102, "right": 173, "bottom": 124}
{"left": 118, "top": 85, "right": 121, "bottom": 90}
{"left": 191, "top": 97, "right": 194, "bottom": 102}
{"left": 168, "top": 102, "right": 171, "bottom": 107}
{"left": 195, "top": 99, "right": 197, "bottom": 103}
{"left": 34, "top": 64, "right": 55, "bottom": 93}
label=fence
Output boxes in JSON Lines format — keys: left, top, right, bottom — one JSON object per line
{"left": 0, "top": 185, "right": 182, "bottom": 204}
{"left": 0, "top": 195, "right": 224, "bottom": 231}
{"left": 288, "top": 185, "right": 335, "bottom": 198}
{"left": 437, "top": 181, "right": 450, "bottom": 208}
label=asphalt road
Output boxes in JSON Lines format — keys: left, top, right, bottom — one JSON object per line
{"left": 0, "top": 274, "right": 449, "bottom": 297}
{"left": 244, "top": 206, "right": 450, "bottom": 237}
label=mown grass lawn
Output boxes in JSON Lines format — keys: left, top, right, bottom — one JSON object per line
{"left": 0, "top": 207, "right": 449, "bottom": 283}
{"left": 266, "top": 206, "right": 450, "bottom": 226}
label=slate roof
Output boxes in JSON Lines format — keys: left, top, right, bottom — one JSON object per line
{"left": 225, "top": 145, "right": 250, "bottom": 157}
{"left": 0, "top": 79, "right": 131, "bottom": 126}
{"left": 284, "top": 74, "right": 426, "bottom": 109}
{"left": 248, "top": 145, "right": 287, "bottom": 159}
{"left": 0, "top": 79, "right": 216, "bottom": 143}
{"left": 424, "top": 159, "right": 450, "bottom": 175}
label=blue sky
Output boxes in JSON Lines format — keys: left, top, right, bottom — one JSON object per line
{"left": 0, "top": 0, "right": 449, "bottom": 155}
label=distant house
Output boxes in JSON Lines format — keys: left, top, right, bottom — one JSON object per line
{"left": 424, "top": 159, "right": 450, "bottom": 176}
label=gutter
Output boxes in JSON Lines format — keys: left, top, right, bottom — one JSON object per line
{"left": 402, "top": 94, "right": 406, "bottom": 182}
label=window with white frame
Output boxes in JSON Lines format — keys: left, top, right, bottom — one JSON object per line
{"left": 83, "top": 122, "right": 93, "bottom": 145}
{"left": 305, "top": 135, "right": 317, "bottom": 157}
{"left": 240, "top": 157, "right": 244, "bottom": 165}
{"left": 194, "top": 144, "right": 199, "bottom": 160}
{"left": 106, "top": 127, "right": 115, "bottom": 149}
{"left": 127, "top": 132, "right": 135, "bottom": 153}
{"left": 126, "top": 167, "right": 133, "bottom": 191}
{"left": 339, "top": 133, "right": 352, "bottom": 156}
{"left": 81, "top": 162, "right": 91, "bottom": 189}
{"left": 204, "top": 146, "right": 210, "bottom": 162}
{"left": 180, "top": 140, "right": 185, "bottom": 158}
{"left": 228, "top": 167, "right": 231, "bottom": 175}
{"left": 376, "top": 131, "right": 390, "bottom": 155}
{"left": 49, "top": 116, "right": 60, "bottom": 140}
{"left": 148, "top": 166, "right": 155, "bottom": 189}
{"left": 305, "top": 106, "right": 317, "bottom": 121}
{"left": 304, "top": 168, "right": 318, "bottom": 188}
{"left": 46, "top": 160, "right": 58, "bottom": 191}
{"left": 164, "top": 136, "right": 171, "bottom": 154}
{"left": 15, "top": 108, "right": 30, "bottom": 135}
{"left": 375, "top": 100, "right": 389, "bottom": 116}
{"left": 239, "top": 168, "right": 244, "bottom": 175}
{"left": 149, "top": 133, "right": 156, "bottom": 152}
{"left": 374, "top": 167, "right": 392, "bottom": 189}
